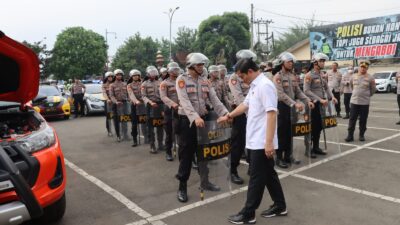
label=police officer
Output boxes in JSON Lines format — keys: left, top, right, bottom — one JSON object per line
{"left": 142, "top": 66, "right": 164, "bottom": 153}
{"left": 340, "top": 67, "right": 354, "bottom": 119}
{"left": 304, "top": 53, "right": 337, "bottom": 157}
{"left": 102, "top": 71, "right": 115, "bottom": 136}
{"left": 159, "top": 67, "right": 168, "bottom": 81}
{"left": 273, "top": 52, "right": 314, "bottom": 168}
{"left": 127, "top": 69, "right": 146, "bottom": 147}
{"left": 228, "top": 49, "right": 252, "bottom": 185}
{"left": 209, "top": 65, "right": 224, "bottom": 101}
{"left": 109, "top": 69, "right": 129, "bottom": 142}
{"left": 327, "top": 62, "right": 342, "bottom": 117}
{"left": 71, "top": 78, "right": 86, "bottom": 118}
{"left": 218, "top": 64, "right": 233, "bottom": 110}
{"left": 345, "top": 61, "right": 376, "bottom": 142}
{"left": 396, "top": 71, "right": 400, "bottom": 125}
{"left": 160, "top": 62, "right": 180, "bottom": 161}
{"left": 175, "top": 53, "right": 229, "bottom": 202}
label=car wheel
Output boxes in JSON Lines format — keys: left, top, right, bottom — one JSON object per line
{"left": 84, "top": 102, "right": 89, "bottom": 116}
{"left": 387, "top": 85, "right": 391, "bottom": 93}
{"left": 64, "top": 115, "right": 70, "bottom": 120}
{"left": 34, "top": 193, "right": 66, "bottom": 224}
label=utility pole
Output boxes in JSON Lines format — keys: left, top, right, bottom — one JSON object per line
{"left": 164, "top": 7, "right": 180, "bottom": 62}
{"left": 250, "top": 4, "right": 254, "bottom": 50}
{"left": 254, "top": 19, "right": 274, "bottom": 58}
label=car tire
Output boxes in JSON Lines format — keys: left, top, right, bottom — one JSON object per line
{"left": 64, "top": 115, "right": 70, "bottom": 120}
{"left": 84, "top": 102, "right": 90, "bottom": 116}
{"left": 387, "top": 85, "right": 391, "bottom": 93}
{"left": 34, "top": 193, "right": 66, "bottom": 224}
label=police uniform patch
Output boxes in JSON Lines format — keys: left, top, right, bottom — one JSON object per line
{"left": 305, "top": 76, "right": 311, "bottom": 83}
{"left": 275, "top": 77, "right": 281, "bottom": 84}
{"left": 178, "top": 80, "right": 185, "bottom": 89}
{"left": 141, "top": 86, "right": 145, "bottom": 90}
{"left": 231, "top": 79, "right": 237, "bottom": 85}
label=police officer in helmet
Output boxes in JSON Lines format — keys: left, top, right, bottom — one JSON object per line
{"left": 175, "top": 53, "right": 229, "bottom": 202}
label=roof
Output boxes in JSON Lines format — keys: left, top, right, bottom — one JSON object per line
{"left": 285, "top": 38, "right": 309, "bottom": 53}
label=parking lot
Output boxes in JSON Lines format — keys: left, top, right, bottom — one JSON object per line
{"left": 25, "top": 92, "right": 400, "bottom": 225}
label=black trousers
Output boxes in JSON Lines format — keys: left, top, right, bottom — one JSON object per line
{"left": 277, "top": 102, "right": 292, "bottom": 162}
{"left": 348, "top": 104, "right": 369, "bottom": 136}
{"left": 311, "top": 102, "right": 322, "bottom": 150}
{"left": 164, "top": 107, "right": 178, "bottom": 155}
{"left": 112, "top": 104, "right": 120, "bottom": 137}
{"left": 230, "top": 114, "right": 247, "bottom": 174}
{"left": 397, "top": 94, "right": 400, "bottom": 117}
{"left": 73, "top": 93, "right": 85, "bottom": 116}
{"left": 343, "top": 93, "right": 352, "bottom": 115}
{"left": 332, "top": 91, "right": 341, "bottom": 115}
{"left": 131, "top": 104, "right": 138, "bottom": 138}
{"left": 176, "top": 116, "right": 209, "bottom": 184}
{"left": 104, "top": 101, "right": 110, "bottom": 133}
{"left": 242, "top": 150, "right": 286, "bottom": 215}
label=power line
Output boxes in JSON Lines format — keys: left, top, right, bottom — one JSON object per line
{"left": 256, "top": 8, "right": 339, "bottom": 24}
{"left": 320, "top": 6, "right": 400, "bottom": 16}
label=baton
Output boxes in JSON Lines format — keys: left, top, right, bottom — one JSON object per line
{"left": 172, "top": 108, "right": 177, "bottom": 158}
{"left": 319, "top": 104, "right": 328, "bottom": 150}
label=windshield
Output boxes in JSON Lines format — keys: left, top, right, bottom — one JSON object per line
{"left": 38, "top": 86, "right": 61, "bottom": 96}
{"left": 373, "top": 73, "right": 390, "bottom": 79}
{"left": 86, "top": 84, "right": 102, "bottom": 94}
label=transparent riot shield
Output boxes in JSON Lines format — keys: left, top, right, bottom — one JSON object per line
{"left": 105, "top": 101, "right": 114, "bottom": 137}
{"left": 319, "top": 100, "right": 342, "bottom": 154}
{"left": 148, "top": 103, "right": 164, "bottom": 150}
{"left": 136, "top": 103, "right": 148, "bottom": 145}
{"left": 196, "top": 111, "right": 231, "bottom": 201}
{"left": 291, "top": 103, "right": 312, "bottom": 166}
{"left": 116, "top": 101, "right": 132, "bottom": 141}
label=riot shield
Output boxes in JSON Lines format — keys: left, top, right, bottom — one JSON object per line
{"left": 319, "top": 100, "right": 342, "bottom": 154}
{"left": 291, "top": 103, "right": 312, "bottom": 165}
{"left": 196, "top": 111, "right": 231, "bottom": 200}
{"left": 149, "top": 103, "right": 164, "bottom": 128}
{"left": 116, "top": 101, "right": 132, "bottom": 141}
{"left": 136, "top": 103, "right": 148, "bottom": 144}
{"left": 105, "top": 101, "right": 114, "bottom": 137}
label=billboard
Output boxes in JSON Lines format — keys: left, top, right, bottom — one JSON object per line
{"left": 310, "top": 14, "right": 400, "bottom": 61}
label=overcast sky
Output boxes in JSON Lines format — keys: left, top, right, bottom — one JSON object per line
{"left": 2, "top": 0, "right": 400, "bottom": 57}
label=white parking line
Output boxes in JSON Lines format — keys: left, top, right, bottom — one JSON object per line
{"left": 125, "top": 132, "right": 400, "bottom": 225}
{"left": 291, "top": 174, "right": 400, "bottom": 204}
{"left": 337, "top": 123, "right": 400, "bottom": 132}
{"left": 65, "top": 159, "right": 167, "bottom": 225}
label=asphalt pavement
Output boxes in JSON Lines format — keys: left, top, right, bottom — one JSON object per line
{"left": 25, "top": 92, "right": 400, "bottom": 225}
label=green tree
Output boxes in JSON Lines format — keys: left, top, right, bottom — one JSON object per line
{"left": 195, "top": 12, "right": 250, "bottom": 68}
{"left": 48, "top": 27, "right": 107, "bottom": 80}
{"left": 22, "top": 40, "right": 51, "bottom": 79}
{"left": 173, "top": 26, "right": 197, "bottom": 66}
{"left": 111, "top": 33, "right": 159, "bottom": 74}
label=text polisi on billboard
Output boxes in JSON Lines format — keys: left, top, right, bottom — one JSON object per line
{"left": 310, "top": 14, "right": 400, "bottom": 61}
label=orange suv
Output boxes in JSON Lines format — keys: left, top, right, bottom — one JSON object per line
{"left": 0, "top": 31, "right": 66, "bottom": 224}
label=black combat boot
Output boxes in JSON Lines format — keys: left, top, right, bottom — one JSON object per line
{"left": 359, "top": 130, "right": 366, "bottom": 141}
{"left": 343, "top": 112, "right": 350, "bottom": 119}
{"left": 150, "top": 143, "right": 157, "bottom": 154}
{"left": 177, "top": 181, "right": 188, "bottom": 203}
{"left": 132, "top": 137, "right": 138, "bottom": 147}
{"left": 345, "top": 131, "right": 354, "bottom": 142}
{"left": 276, "top": 158, "right": 289, "bottom": 169}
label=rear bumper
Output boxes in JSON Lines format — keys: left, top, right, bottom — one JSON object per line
{"left": 0, "top": 201, "right": 30, "bottom": 225}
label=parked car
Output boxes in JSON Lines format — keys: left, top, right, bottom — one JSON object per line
{"left": 0, "top": 31, "right": 66, "bottom": 224}
{"left": 32, "top": 85, "right": 71, "bottom": 119}
{"left": 65, "top": 83, "right": 105, "bottom": 115}
{"left": 373, "top": 71, "right": 398, "bottom": 93}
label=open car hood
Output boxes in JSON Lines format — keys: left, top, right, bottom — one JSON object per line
{"left": 0, "top": 31, "right": 40, "bottom": 105}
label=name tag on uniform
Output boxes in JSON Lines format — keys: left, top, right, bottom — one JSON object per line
{"left": 168, "top": 85, "right": 176, "bottom": 92}
{"left": 201, "top": 86, "right": 209, "bottom": 92}
{"left": 186, "top": 87, "right": 196, "bottom": 93}
{"left": 314, "top": 79, "right": 321, "bottom": 84}
{"left": 146, "top": 87, "right": 154, "bottom": 92}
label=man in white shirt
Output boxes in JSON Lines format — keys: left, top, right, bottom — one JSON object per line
{"left": 219, "top": 57, "right": 287, "bottom": 224}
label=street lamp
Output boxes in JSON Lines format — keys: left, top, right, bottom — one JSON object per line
{"left": 105, "top": 29, "right": 117, "bottom": 73}
{"left": 164, "top": 6, "right": 180, "bottom": 62}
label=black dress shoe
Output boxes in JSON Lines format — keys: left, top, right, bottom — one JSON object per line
{"left": 228, "top": 213, "right": 256, "bottom": 224}
{"left": 359, "top": 136, "right": 365, "bottom": 141}
{"left": 286, "top": 157, "right": 301, "bottom": 165}
{"left": 336, "top": 114, "right": 342, "bottom": 118}
{"left": 276, "top": 159, "right": 289, "bottom": 169}
{"left": 231, "top": 173, "right": 244, "bottom": 185}
{"left": 166, "top": 153, "right": 174, "bottom": 161}
{"left": 343, "top": 114, "right": 350, "bottom": 119}
{"left": 150, "top": 144, "right": 158, "bottom": 154}
{"left": 396, "top": 121, "right": 400, "bottom": 125}
{"left": 201, "top": 182, "right": 221, "bottom": 192}
{"left": 177, "top": 182, "right": 188, "bottom": 203}
{"left": 260, "top": 204, "right": 288, "bottom": 218}
{"left": 313, "top": 148, "right": 327, "bottom": 155}
{"left": 132, "top": 141, "right": 138, "bottom": 147}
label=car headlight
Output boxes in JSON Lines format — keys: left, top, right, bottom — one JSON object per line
{"left": 88, "top": 96, "right": 101, "bottom": 102}
{"left": 17, "top": 125, "right": 56, "bottom": 153}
